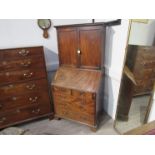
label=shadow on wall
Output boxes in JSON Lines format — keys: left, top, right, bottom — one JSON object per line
{"left": 43, "top": 47, "right": 59, "bottom": 85}
{"left": 43, "top": 47, "right": 59, "bottom": 72}
{"left": 103, "top": 75, "right": 115, "bottom": 119}
{"left": 147, "top": 20, "right": 155, "bottom": 46}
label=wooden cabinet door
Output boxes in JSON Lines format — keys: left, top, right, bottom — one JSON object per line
{"left": 57, "top": 28, "right": 78, "bottom": 67}
{"left": 79, "top": 26, "right": 105, "bottom": 69}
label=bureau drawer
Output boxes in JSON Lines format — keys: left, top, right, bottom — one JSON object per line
{"left": 0, "top": 56, "right": 45, "bottom": 71}
{"left": 0, "top": 79, "right": 48, "bottom": 97}
{"left": 134, "top": 85, "right": 153, "bottom": 95}
{"left": 0, "top": 91, "right": 50, "bottom": 112}
{"left": 141, "top": 60, "right": 155, "bottom": 68}
{"left": 52, "top": 86, "right": 95, "bottom": 98}
{"left": 137, "top": 47, "right": 155, "bottom": 58}
{"left": 56, "top": 107, "right": 95, "bottom": 126}
{"left": 1, "top": 47, "right": 43, "bottom": 60}
{"left": 53, "top": 90, "right": 96, "bottom": 115}
{"left": 134, "top": 79, "right": 154, "bottom": 95}
{"left": 134, "top": 68, "right": 155, "bottom": 80}
{"left": 0, "top": 104, "right": 51, "bottom": 128}
{"left": 0, "top": 69, "right": 46, "bottom": 85}
{"left": 52, "top": 86, "right": 72, "bottom": 96}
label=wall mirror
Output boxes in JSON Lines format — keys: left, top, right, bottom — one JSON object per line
{"left": 38, "top": 19, "right": 51, "bottom": 38}
{"left": 114, "top": 19, "right": 155, "bottom": 134}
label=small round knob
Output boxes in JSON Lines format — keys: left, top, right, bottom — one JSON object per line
{"left": 77, "top": 49, "right": 81, "bottom": 54}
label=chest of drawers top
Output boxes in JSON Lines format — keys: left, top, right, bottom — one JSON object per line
{"left": 0, "top": 46, "right": 44, "bottom": 60}
{"left": 0, "top": 46, "right": 46, "bottom": 86}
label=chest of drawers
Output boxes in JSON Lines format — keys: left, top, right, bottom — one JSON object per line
{"left": 0, "top": 46, "right": 52, "bottom": 129}
{"left": 127, "top": 45, "right": 155, "bottom": 95}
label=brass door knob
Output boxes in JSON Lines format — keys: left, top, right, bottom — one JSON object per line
{"left": 77, "top": 49, "right": 81, "bottom": 54}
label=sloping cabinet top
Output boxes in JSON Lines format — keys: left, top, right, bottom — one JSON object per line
{"left": 52, "top": 66, "right": 102, "bottom": 93}
{"left": 55, "top": 24, "right": 106, "bottom": 70}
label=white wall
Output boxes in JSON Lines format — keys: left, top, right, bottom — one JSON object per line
{"left": 0, "top": 19, "right": 92, "bottom": 71}
{"left": 0, "top": 19, "right": 129, "bottom": 119}
{"left": 104, "top": 20, "right": 129, "bottom": 119}
{"left": 129, "top": 20, "right": 155, "bottom": 46}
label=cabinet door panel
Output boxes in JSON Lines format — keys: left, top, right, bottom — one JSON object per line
{"left": 79, "top": 26, "right": 104, "bottom": 69}
{"left": 58, "top": 28, "right": 78, "bottom": 67}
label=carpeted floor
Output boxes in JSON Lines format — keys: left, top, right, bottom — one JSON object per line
{"left": 18, "top": 114, "right": 118, "bottom": 135}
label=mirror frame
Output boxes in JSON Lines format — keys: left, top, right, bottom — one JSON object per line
{"left": 113, "top": 19, "right": 155, "bottom": 134}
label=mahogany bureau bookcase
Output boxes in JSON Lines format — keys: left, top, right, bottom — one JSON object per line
{"left": 51, "top": 23, "right": 106, "bottom": 131}
{"left": 0, "top": 46, "right": 53, "bottom": 129}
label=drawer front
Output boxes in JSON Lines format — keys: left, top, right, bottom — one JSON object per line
{"left": 134, "top": 85, "right": 153, "bottom": 95}
{"left": 53, "top": 88, "right": 95, "bottom": 126}
{"left": 53, "top": 92, "right": 95, "bottom": 114}
{"left": 0, "top": 56, "right": 45, "bottom": 71}
{"left": 141, "top": 60, "right": 155, "bottom": 68}
{"left": 1, "top": 47, "right": 43, "bottom": 60}
{"left": 52, "top": 86, "right": 72, "bottom": 96}
{"left": 56, "top": 108, "right": 95, "bottom": 126}
{"left": 134, "top": 68, "right": 155, "bottom": 80}
{"left": 0, "top": 79, "right": 48, "bottom": 97}
{"left": 0, "top": 91, "right": 50, "bottom": 112}
{"left": 134, "top": 79, "right": 154, "bottom": 95}
{"left": 0, "top": 104, "right": 51, "bottom": 128}
{"left": 137, "top": 47, "right": 155, "bottom": 59}
{"left": 0, "top": 69, "right": 46, "bottom": 85}
{"left": 135, "top": 58, "right": 155, "bottom": 69}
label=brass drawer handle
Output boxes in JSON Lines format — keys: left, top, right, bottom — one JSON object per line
{"left": 18, "top": 49, "right": 30, "bottom": 56}
{"left": 32, "top": 108, "right": 40, "bottom": 114}
{"left": 0, "top": 117, "right": 6, "bottom": 123}
{"left": 12, "top": 96, "right": 17, "bottom": 101}
{"left": 29, "top": 97, "right": 38, "bottom": 103}
{"left": 142, "top": 61, "right": 155, "bottom": 66}
{"left": 20, "top": 61, "right": 32, "bottom": 67}
{"left": 5, "top": 72, "right": 10, "bottom": 77}
{"left": 16, "top": 109, "right": 21, "bottom": 113}
{"left": 2, "top": 61, "right": 7, "bottom": 65}
{"left": 26, "top": 84, "right": 36, "bottom": 90}
{"left": 8, "top": 84, "right": 14, "bottom": 89}
{"left": 23, "top": 72, "right": 33, "bottom": 78}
